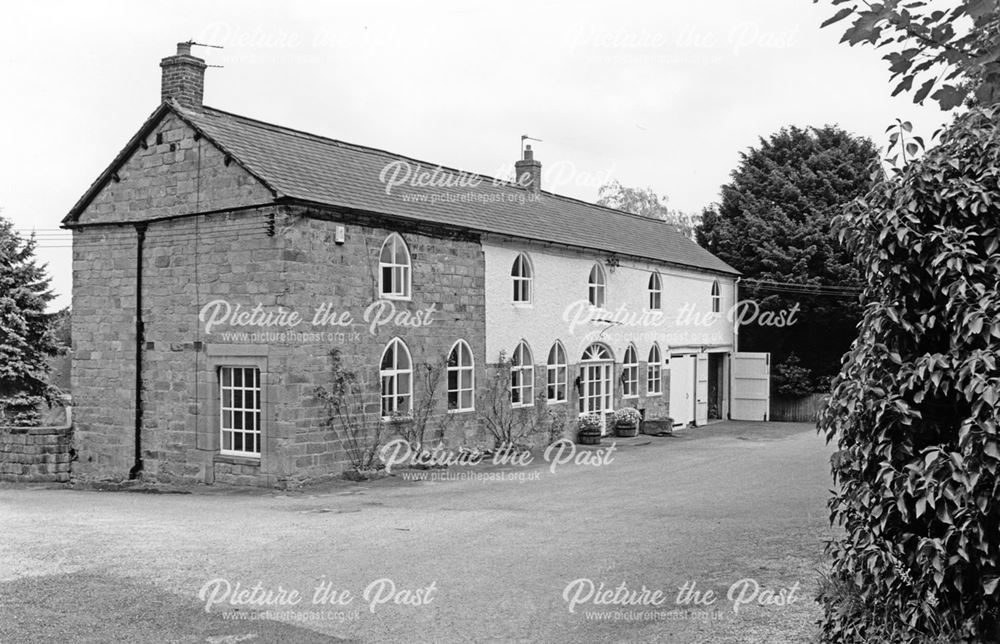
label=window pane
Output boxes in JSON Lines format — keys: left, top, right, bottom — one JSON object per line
{"left": 222, "top": 390, "right": 231, "bottom": 409}
{"left": 221, "top": 368, "right": 231, "bottom": 387}
{"left": 382, "top": 266, "right": 393, "bottom": 293}
{"left": 223, "top": 431, "right": 232, "bottom": 450}
{"left": 233, "top": 369, "right": 243, "bottom": 387}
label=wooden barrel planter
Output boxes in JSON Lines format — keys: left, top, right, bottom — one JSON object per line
{"left": 614, "top": 422, "right": 639, "bottom": 438}
{"left": 577, "top": 427, "right": 602, "bottom": 445}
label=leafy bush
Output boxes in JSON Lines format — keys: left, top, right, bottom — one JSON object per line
{"left": 772, "top": 353, "right": 814, "bottom": 397}
{"left": 818, "top": 106, "right": 1000, "bottom": 642}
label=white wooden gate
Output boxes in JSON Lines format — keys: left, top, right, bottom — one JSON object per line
{"left": 730, "top": 352, "right": 770, "bottom": 421}
{"left": 670, "top": 355, "right": 696, "bottom": 427}
{"left": 696, "top": 353, "right": 709, "bottom": 426}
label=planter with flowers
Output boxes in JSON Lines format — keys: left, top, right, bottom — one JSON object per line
{"left": 577, "top": 414, "right": 603, "bottom": 445}
{"left": 613, "top": 407, "right": 642, "bottom": 437}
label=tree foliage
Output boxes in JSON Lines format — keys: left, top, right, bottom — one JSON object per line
{"left": 772, "top": 353, "right": 815, "bottom": 397}
{"left": 696, "top": 125, "right": 880, "bottom": 385}
{"left": 0, "top": 214, "right": 60, "bottom": 426}
{"left": 818, "top": 105, "right": 1000, "bottom": 642}
{"left": 596, "top": 180, "right": 700, "bottom": 239}
{"left": 818, "top": 0, "right": 1000, "bottom": 109}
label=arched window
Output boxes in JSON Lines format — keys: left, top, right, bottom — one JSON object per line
{"left": 711, "top": 280, "right": 721, "bottom": 313}
{"left": 511, "top": 253, "right": 533, "bottom": 304}
{"left": 510, "top": 341, "right": 534, "bottom": 408}
{"left": 588, "top": 263, "right": 606, "bottom": 307}
{"left": 647, "top": 343, "right": 662, "bottom": 395}
{"left": 546, "top": 341, "right": 567, "bottom": 403}
{"left": 379, "top": 233, "right": 411, "bottom": 299}
{"left": 447, "top": 340, "right": 474, "bottom": 412}
{"left": 380, "top": 338, "right": 412, "bottom": 416}
{"left": 622, "top": 344, "right": 639, "bottom": 398}
{"left": 649, "top": 272, "right": 662, "bottom": 310}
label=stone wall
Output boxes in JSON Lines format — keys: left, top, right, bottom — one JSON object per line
{"left": 0, "top": 410, "right": 73, "bottom": 483}
{"left": 72, "top": 202, "right": 487, "bottom": 488}
{"left": 77, "top": 111, "right": 272, "bottom": 225}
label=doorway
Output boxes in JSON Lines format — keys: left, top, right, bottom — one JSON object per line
{"left": 708, "top": 353, "right": 724, "bottom": 420}
{"left": 579, "top": 343, "right": 614, "bottom": 434}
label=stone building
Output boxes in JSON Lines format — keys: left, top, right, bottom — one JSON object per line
{"left": 64, "top": 44, "right": 758, "bottom": 487}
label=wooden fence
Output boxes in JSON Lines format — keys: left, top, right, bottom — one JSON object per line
{"left": 770, "top": 393, "right": 828, "bottom": 423}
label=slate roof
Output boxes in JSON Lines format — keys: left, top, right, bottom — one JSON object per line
{"left": 69, "top": 101, "right": 739, "bottom": 276}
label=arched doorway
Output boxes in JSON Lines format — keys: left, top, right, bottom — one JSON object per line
{"left": 578, "top": 343, "right": 614, "bottom": 434}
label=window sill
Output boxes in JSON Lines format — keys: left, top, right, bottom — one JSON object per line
{"left": 447, "top": 408, "right": 475, "bottom": 415}
{"left": 622, "top": 395, "right": 639, "bottom": 400}
{"left": 646, "top": 393, "right": 663, "bottom": 398}
{"left": 214, "top": 453, "right": 261, "bottom": 467}
{"left": 546, "top": 399, "right": 567, "bottom": 406}
{"left": 379, "top": 294, "right": 412, "bottom": 302}
{"left": 511, "top": 403, "right": 534, "bottom": 409}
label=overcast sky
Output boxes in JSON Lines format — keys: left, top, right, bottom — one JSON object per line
{"left": 0, "top": 0, "right": 952, "bottom": 311}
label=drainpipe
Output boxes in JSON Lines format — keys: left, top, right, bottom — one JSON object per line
{"left": 729, "top": 276, "right": 741, "bottom": 421}
{"left": 129, "top": 222, "right": 147, "bottom": 480}
{"left": 733, "top": 277, "right": 741, "bottom": 353}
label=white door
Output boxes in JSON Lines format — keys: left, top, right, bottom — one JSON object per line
{"left": 670, "top": 355, "right": 696, "bottom": 427}
{"left": 730, "top": 352, "right": 770, "bottom": 421}
{"left": 696, "top": 353, "right": 709, "bottom": 426}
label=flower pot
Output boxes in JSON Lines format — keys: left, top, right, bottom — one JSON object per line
{"left": 614, "top": 422, "right": 639, "bottom": 437}
{"left": 577, "top": 427, "right": 602, "bottom": 445}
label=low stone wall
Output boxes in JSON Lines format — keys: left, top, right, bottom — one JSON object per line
{"left": 0, "top": 408, "right": 73, "bottom": 483}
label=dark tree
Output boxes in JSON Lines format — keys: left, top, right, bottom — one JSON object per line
{"left": 696, "top": 125, "right": 880, "bottom": 387}
{"left": 0, "top": 214, "right": 61, "bottom": 425}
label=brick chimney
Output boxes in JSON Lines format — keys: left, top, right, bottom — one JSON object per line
{"left": 515, "top": 145, "right": 542, "bottom": 192}
{"left": 160, "top": 42, "right": 206, "bottom": 108}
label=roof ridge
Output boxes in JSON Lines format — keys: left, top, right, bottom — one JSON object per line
{"left": 186, "top": 104, "right": 703, "bottom": 235}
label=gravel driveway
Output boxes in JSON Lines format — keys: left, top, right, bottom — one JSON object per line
{"left": 0, "top": 421, "right": 835, "bottom": 643}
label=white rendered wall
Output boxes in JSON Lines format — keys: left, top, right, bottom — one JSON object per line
{"left": 483, "top": 237, "right": 736, "bottom": 365}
